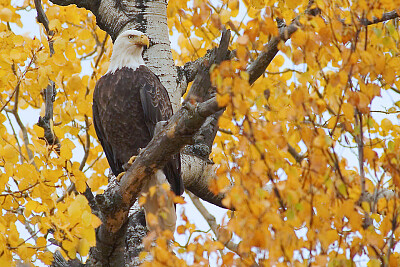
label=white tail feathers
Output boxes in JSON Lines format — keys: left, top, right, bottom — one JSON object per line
{"left": 141, "top": 170, "right": 177, "bottom": 234}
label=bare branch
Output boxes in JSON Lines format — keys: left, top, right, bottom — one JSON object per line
{"left": 35, "top": 0, "right": 60, "bottom": 151}
{"left": 79, "top": 116, "right": 91, "bottom": 171}
{"left": 34, "top": 0, "right": 54, "bottom": 54}
{"left": 187, "top": 191, "right": 239, "bottom": 252}
{"left": 247, "top": 23, "right": 299, "bottom": 85}
{"left": 360, "top": 10, "right": 400, "bottom": 26}
{"left": 12, "top": 110, "right": 38, "bottom": 171}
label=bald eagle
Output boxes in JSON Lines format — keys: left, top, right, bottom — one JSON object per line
{"left": 92, "top": 29, "right": 183, "bottom": 232}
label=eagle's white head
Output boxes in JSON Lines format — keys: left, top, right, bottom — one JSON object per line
{"left": 107, "top": 29, "right": 150, "bottom": 74}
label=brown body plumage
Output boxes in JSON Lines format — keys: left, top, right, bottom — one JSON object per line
{"left": 93, "top": 66, "right": 183, "bottom": 195}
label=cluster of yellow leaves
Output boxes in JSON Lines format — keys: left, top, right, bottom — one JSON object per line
{"left": 163, "top": 0, "right": 400, "bottom": 266}
{"left": 0, "top": 0, "right": 112, "bottom": 264}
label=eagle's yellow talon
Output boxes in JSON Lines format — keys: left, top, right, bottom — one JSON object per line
{"left": 128, "top": 155, "right": 137, "bottom": 164}
{"left": 116, "top": 172, "right": 125, "bottom": 181}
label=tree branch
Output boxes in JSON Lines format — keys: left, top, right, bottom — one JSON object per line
{"left": 187, "top": 191, "right": 239, "bottom": 252}
{"left": 35, "top": 0, "right": 60, "bottom": 151}
{"left": 48, "top": 0, "right": 98, "bottom": 14}
{"left": 360, "top": 10, "right": 400, "bottom": 26}
{"left": 247, "top": 22, "right": 299, "bottom": 85}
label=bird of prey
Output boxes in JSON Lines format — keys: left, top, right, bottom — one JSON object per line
{"left": 92, "top": 29, "right": 183, "bottom": 233}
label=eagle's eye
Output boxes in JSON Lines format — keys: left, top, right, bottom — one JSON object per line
{"left": 128, "top": 35, "right": 135, "bottom": 39}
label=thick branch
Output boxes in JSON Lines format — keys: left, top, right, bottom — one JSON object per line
{"left": 248, "top": 23, "right": 299, "bottom": 85}
{"left": 184, "top": 30, "right": 231, "bottom": 103}
{"left": 48, "top": 0, "right": 98, "bottom": 14}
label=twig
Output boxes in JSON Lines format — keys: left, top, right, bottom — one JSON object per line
{"left": 355, "top": 109, "right": 366, "bottom": 196}
{"left": 0, "top": 85, "right": 19, "bottom": 113}
{"left": 287, "top": 144, "right": 304, "bottom": 164}
{"left": 218, "top": 128, "right": 233, "bottom": 135}
{"left": 5, "top": 112, "right": 23, "bottom": 163}
{"left": 79, "top": 115, "right": 91, "bottom": 171}
{"left": 266, "top": 68, "right": 303, "bottom": 75}
{"left": 360, "top": 10, "right": 400, "bottom": 26}
{"left": 12, "top": 110, "right": 38, "bottom": 171}
{"left": 83, "top": 152, "right": 103, "bottom": 173}
{"left": 0, "top": 54, "right": 36, "bottom": 113}
{"left": 94, "top": 33, "right": 109, "bottom": 69}
{"left": 187, "top": 191, "right": 239, "bottom": 252}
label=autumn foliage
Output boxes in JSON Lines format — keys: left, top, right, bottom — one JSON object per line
{"left": 1, "top": 0, "right": 400, "bottom": 265}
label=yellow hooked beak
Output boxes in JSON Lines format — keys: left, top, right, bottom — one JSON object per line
{"left": 136, "top": 35, "right": 149, "bottom": 47}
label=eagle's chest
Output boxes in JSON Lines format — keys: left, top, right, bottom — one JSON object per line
{"left": 100, "top": 78, "right": 151, "bottom": 162}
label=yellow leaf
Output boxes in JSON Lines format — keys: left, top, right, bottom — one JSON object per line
{"left": 60, "top": 139, "right": 75, "bottom": 160}
{"left": 252, "top": 160, "right": 265, "bottom": 176}
{"left": 361, "top": 201, "right": 370, "bottom": 213}
{"left": 68, "top": 200, "right": 81, "bottom": 219}
{"left": 237, "top": 34, "right": 249, "bottom": 45}
{"left": 36, "top": 236, "right": 47, "bottom": 248}
{"left": 217, "top": 93, "right": 230, "bottom": 107}
{"left": 220, "top": 10, "right": 231, "bottom": 24}
{"left": 173, "top": 196, "right": 186, "bottom": 204}
{"left": 78, "top": 239, "right": 90, "bottom": 256}
{"left": 49, "top": 19, "right": 62, "bottom": 31}
{"left": 82, "top": 211, "right": 91, "bottom": 227}
{"left": 176, "top": 225, "right": 186, "bottom": 234}
{"left": 286, "top": 0, "right": 299, "bottom": 9}
{"left": 292, "top": 30, "right": 307, "bottom": 47}
{"left": 0, "top": 8, "right": 12, "bottom": 21}
{"left": 250, "top": 0, "right": 265, "bottom": 9}
{"left": 342, "top": 102, "right": 354, "bottom": 121}
{"left": 38, "top": 251, "right": 53, "bottom": 265}
{"left": 91, "top": 214, "right": 102, "bottom": 228}
{"left": 273, "top": 54, "right": 285, "bottom": 68}
{"left": 53, "top": 52, "right": 66, "bottom": 66}
{"left": 75, "top": 179, "right": 87, "bottom": 193}
{"left": 367, "top": 259, "right": 381, "bottom": 267}
{"left": 381, "top": 118, "right": 393, "bottom": 132}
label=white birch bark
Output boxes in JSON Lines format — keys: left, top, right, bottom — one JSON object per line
{"left": 119, "top": 0, "right": 181, "bottom": 112}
